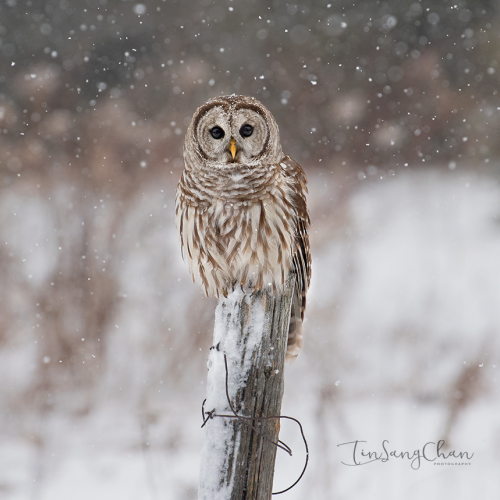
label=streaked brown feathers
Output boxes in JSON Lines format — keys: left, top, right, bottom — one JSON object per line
{"left": 176, "top": 95, "right": 311, "bottom": 360}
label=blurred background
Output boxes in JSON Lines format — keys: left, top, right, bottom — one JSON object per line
{"left": 1, "top": 0, "right": 500, "bottom": 498}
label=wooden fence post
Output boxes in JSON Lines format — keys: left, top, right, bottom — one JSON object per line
{"left": 198, "top": 277, "right": 294, "bottom": 500}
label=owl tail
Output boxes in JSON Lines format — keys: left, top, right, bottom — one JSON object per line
{"left": 286, "top": 288, "right": 303, "bottom": 362}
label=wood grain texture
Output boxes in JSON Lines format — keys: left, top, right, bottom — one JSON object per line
{"left": 198, "top": 277, "right": 294, "bottom": 500}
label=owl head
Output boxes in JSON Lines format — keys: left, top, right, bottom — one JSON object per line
{"left": 184, "top": 95, "right": 283, "bottom": 170}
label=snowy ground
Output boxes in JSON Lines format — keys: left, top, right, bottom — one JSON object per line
{"left": 1, "top": 166, "right": 499, "bottom": 499}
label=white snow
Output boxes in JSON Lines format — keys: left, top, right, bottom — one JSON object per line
{"left": 199, "top": 289, "right": 267, "bottom": 499}
{"left": 1, "top": 167, "right": 500, "bottom": 499}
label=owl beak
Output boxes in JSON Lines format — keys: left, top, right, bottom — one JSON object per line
{"left": 229, "top": 138, "right": 237, "bottom": 160}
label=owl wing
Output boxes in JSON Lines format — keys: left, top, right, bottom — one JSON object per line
{"left": 279, "top": 155, "right": 311, "bottom": 361}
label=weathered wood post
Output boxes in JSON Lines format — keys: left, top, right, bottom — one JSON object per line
{"left": 198, "top": 277, "right": 295, "bottom": 500}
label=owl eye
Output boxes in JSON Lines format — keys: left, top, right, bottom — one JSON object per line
{"left": 210, "top": 126, "right": 225, "bottom": 140}
{"left": 239, "top": 124, "right": 254, "bottom": 138}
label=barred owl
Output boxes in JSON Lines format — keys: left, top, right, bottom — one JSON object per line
{"left": 175, "top": 95, "right": 311, "bottom": 360}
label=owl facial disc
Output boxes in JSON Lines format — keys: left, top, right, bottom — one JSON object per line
{"left": 191, "top": 96, "right": 280, "bottom": 166}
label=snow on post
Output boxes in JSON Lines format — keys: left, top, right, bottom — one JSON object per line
{"left": 199, "top": 277, "right": 294, "bottom": 500}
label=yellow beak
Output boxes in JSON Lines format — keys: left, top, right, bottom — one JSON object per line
{"left": 230, "top": 138, "right": 237, "bottom": 160}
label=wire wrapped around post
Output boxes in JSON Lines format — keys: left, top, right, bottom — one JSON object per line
{"left": 198, "top": 275, "right": 298, "bottom": 500}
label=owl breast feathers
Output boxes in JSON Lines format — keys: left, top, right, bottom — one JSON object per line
{"left": 175, "top": 95, "right": 311, "bottom": 360}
